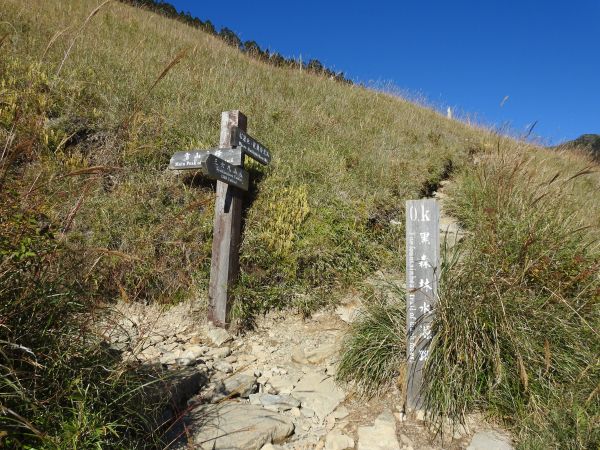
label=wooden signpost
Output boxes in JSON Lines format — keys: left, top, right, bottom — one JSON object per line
{"left": 168, "top": 110, "right": 271, "bottom": 327}
{"left": 232, "top": 126, "right": 271, "bottom": 165}
{"left": 405, "top": 199, "right": 440, "bottom": 412}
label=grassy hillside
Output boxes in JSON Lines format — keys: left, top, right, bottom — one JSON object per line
{"left": 1, "top": 0, "right": 598, "bottom": 448}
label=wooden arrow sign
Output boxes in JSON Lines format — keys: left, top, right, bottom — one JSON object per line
{"left": 205, "top": 154, "right": 249, "bottom": 191}
{"left": 232, "top": 126, "right": 271, "bottom": 165}
{"left": 169, "top": 148, "right": 242, "bottom": 170}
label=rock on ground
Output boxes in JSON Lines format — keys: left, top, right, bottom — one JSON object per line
{"left": 357, "top": 409, "right": 400, "bottom": 450}
{"left": 192, "top": 402, "right": 294, "bottom": 450}
{"left": 325, "top": 430, "right": 354, "bottom": 450}
{"left": 291, "top": 371, "right": 345, "bottom": 421}
{"left": 467, "top": 430, "right": 514, "bottom": 450}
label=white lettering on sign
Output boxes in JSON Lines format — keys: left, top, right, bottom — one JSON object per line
{"left": 405, "top": 199, "right": 439, "bottom": 410}
{"left": 409, "top": 204, "right": 432, "bottom": 222}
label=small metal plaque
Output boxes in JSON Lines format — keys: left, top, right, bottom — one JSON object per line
{"left": 232, "top": 127, "right": 271, "bottom": 165}
{"left": 205, "top": 154, "right": 249, "bottom": 191}
{"left": 169, "top": 148, "right": 242, "bottom": 170}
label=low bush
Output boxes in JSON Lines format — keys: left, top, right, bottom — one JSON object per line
{"left": 425, "top": 150, "right": 599, "bottom": 448}
{"left": 336, "top": 287, "right": 406, "bottom": 396}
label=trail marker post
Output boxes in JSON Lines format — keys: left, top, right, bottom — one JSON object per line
{"left": 405, "top": 199, "right": 440, "bottom": 412}
{"left": 168, "top": 110, "right": 271, "bottom": 327}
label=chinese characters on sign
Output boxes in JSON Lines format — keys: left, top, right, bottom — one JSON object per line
{"left": 405, "top": 199, "right": 439, "bottom": 411}
{"left": 232, "top": 126, "right": 272, "bottom": 165}
{"left": 205, "top": 154, "right": 249, "bottom": 191}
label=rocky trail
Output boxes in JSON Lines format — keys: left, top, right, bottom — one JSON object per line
{"left": 101, "top": 182, "right": 513, "bottom": 450}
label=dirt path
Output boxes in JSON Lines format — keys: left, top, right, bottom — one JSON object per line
{"left": 101, "top": 186, "right": 513, "bottom": 449}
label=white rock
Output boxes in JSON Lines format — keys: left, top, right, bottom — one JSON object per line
{"left": 357, "top": 409, "right": 400, "bottom": 450}
{"left": 335, "top": 304, "right": 359, "bottom": 323}
{"left": 207, "top": 346, "right": 231, "bottom": 359}
{"left": 205, "top": 326, "right": 233, "bottom": 347}
{"left": 325, "top": 430, "right": 354, "bottom": 450}
{"left": 331, "top": 406, "right": 349, "bottom": 420}
{"left": 304, "top": 343, "right": 338, "bottom": 365}
{"left": 467, "top": 430, "right": 514, "bottom": 450}
{"left": 213, "top": 361, "right": 233, "bottom": 373}
{"left": 192, "top": 402, "right": 294, "bottom": 450}
{"left": 269, "top": 373, "right": 302, "bottom": 394}
{"left": 248, "top": 393, "right": 301, "bottom": 412}
{"left": 175, "top": 357, "right": 195, "bottom": 367}
{"left": 291, "top": 371, "right": 345, "bottom": 421}
{"left": 399, "top": 433, "right": 412, "bottom": 446}
{"left": 301, "top": 408, "right": 315, "bottom": 418}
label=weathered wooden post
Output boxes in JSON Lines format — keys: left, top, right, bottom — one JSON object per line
{"left": 168, "top": 110, "right": 271, "bottom": 327}
{"left": 207, "top": 110, "right": 247, "bottom": 326}
{"left": 405, "top": 199, "right": 440, "bottom": 412}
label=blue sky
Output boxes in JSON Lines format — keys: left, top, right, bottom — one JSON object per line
{"left": 169, "top": 1, "right": 599, "bottom": 145}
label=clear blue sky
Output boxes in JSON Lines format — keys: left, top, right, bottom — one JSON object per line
{"left": 168, "top": 0, "right": 599, "bottom": 145}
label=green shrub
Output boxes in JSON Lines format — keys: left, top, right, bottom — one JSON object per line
{"left": 425, "top": 151, "right": 599, "bottom": 448}
{"left": 336, "top": 288, "right": 406, "bottom": 396}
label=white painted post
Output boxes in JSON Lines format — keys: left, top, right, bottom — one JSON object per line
{"left": 405, "top": 199, "right": 440, "bottom": 412}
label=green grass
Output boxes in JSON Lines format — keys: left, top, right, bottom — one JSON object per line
{"left": 1, "top": 0, "right": 599, "bottom": 448}
{"left": 336, "top": 286, "right": 406, "bottom": 396}
{"left": 0, "top": 0, "right": 482, "bottom": 317}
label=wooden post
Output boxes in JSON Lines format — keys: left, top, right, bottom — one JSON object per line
{"left": 207, "top": 111, "right": 247, "bottom": 327}
{"left": 405, "top": 199, "right": 440, "bottom": 412}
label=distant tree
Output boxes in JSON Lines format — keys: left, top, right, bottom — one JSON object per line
{"left": 117, "top": 0, "right": 352, "bottom": 85}
{"left": 243, "top": 40, "right": 262, "bottom": 56}
{"left": 269, "top": 52, "right": 285, "bottom": 67}
{"left": 202, "top": 20, "right": 216, "bottom": 34}
{"left": 219, "top": 27, "right": 241, "bottom": 48}
{"left": 306, "top": 59, "right": 324, "bottom": 73}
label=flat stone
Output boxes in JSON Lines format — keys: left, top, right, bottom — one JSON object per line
{"left": 249, "top": 393, "right": 301, "bottom": 412}
{"left": 301, "top": 407, "right": 315, "bottom": 418}
{"left": 330, "top": 406, "right": 349, "bottom": 420}
{"left": 213, "top": 360, "right": 233, "bottom": 373}
{"left": 304, "top": 343, "right": 338, "bottom": 365}
{"left": 175, "top": 357, "right": 195, "bottom": 367}
{"left": 291, "top": 348, "right": 309, "bottom": 365}
{"left": 335, "top": 304, "right": 359, "bottom": 323}
{"left": 223, "top": 373, "right": 257, "bottom": 398}
{"left": 180, "top": 345, "right": 206, "bottom": 360}
{"left": 269, "top": 373, "right": 302, "bottom": 394}
{"left": 467, "top": 430, "right": 513, "bottom": 450}
{"left": 325, "top": 430, "right": 354, "bottom": 450}
{"left": 399, "top": 433, "right": 412, "bottom": 446}
{"left": 192, "top": 402, "right": 294, "bottom": 450}
{"left": 357, "top": 409, "right": 400, "bottom": 450}
{"left": 206, "top": 346, "right": 231, "bottom": 359}
{"left": 205, "top": 326, "right": 233, "bottom": 347}
{"left": 159, "top": 351, "right": 179, "bottom": 365}
{"left": 291, "top": 372, "right": 345, "bottom": 421}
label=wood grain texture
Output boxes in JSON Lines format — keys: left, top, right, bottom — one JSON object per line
{"left": 207, "top": 111, "right": 247, "bottom": 327}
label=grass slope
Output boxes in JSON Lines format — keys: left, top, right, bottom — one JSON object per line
{"left": 1, "top": 0, "right": 598, "bottom": 448}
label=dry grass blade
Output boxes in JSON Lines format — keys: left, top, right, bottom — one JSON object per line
{"left": 123, "top": 47, "right": 191, "bottom": 128}
{"left": 64, "top": 165, "right": 119, "bottom": 176}
{"left": 89, "top": 247, "right": 142, "bottom": 261}
{"left": 56, "top": 0, "right": 112, "bottom": 76}
{"left": 0, "top": 33, "right": 10, "bottom": 49}
{"left": 563, "top": 166, "right": 596, "bottom": 183}
{"left": 544, "top": 339, "right": 551, "bottom": 373}
{"left": 41, "top": 26, "right": 72, "bottom": 60}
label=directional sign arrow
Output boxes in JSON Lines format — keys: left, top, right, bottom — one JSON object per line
{"left": 205, "top": 154, "right": 249, "bottom": 191}
{"left": 232, "top": 126, "right": 271, "bottom": 165}
{"left": 169, "top": 148, "right": 242, "bottom": 170}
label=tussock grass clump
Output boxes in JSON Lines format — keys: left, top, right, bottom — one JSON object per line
{"left": 425, "top": 149, "right": 599, "bottom": 448}
{"left": 336, "top": 288, "right": 406, "bottom": 396}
